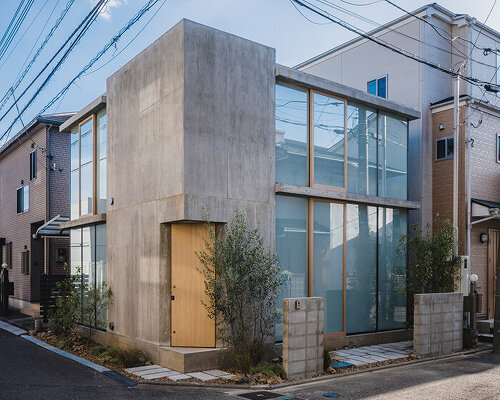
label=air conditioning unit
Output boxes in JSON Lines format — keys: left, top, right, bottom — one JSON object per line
{"left": 460, "top": 256, "right": 470, "bottom": 295}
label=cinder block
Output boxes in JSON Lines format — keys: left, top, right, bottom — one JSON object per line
{"left": 288, "top": 323, "right": 307, "bottom": 336}
{"left": 442, "top": 341, "right": 452, "bottom": 355}
{"left": 288, "top": 336, "right": 306, "bottom": 349}
{"left": 453, "top": 330, "right": 462, "bottom": 340}
{"left": 307, "top": 321, "right": 319, "bottom": 334}
{"left": 415, "top": 314, "right": 430, "bottom": 325}
{"left": 415, "top": 344, "right": 430, "bottom": 355}
{"left": 289, "top": 311, "right": 306, "bottom": 323}
{"left": 414, "top": 334, "right": 430, "bottom": 346}
{"left": 431, "top": 343, "right": 441, "bottom": 355}
{"left": 288, "top": 348, "right": 306, "bottom": 362}
{"left": 431, "top": 313, "right": 443, "bottom": 323}
{"left": 442, "top": 303, "right": 454, "bottom": 313}
{"left": 442, "top": 331, "right": 453, "bottom": 341}
{"left": 286, "top": 361, "right": 306, "bottom": 379}
{"left": 306, "top": 335, "right": 318, "bottom": 347}
{"left": 432, "top": 303, "right": 442, "bottom": 313}
{"left": 431, "top": 331, "right": 442, "bottom": 342}
{"left": 452, "top": 340, "right": 462, "bottom": 352}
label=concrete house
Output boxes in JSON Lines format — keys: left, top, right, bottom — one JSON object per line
{"left": 60, "top": 20, "right": 420, "bottom": 372}
{"left": 296, "top": 3, "right": 500, "bottom": 321}
{"left": 0, "top": 113, "right": 73, "bottom": 316}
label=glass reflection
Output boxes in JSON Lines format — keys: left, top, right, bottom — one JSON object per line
{"left": 313, "top": 93, "right": 345, "bottom": 188}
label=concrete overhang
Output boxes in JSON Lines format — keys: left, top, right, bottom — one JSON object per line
{"left": 60, "top": 213, "right": 106, "bottom": 230}
{"left": 60, "top": 95, "right": 106, "bottom": 132}
{"left": 276, "top": 64, "right": 420, "bottom": 120}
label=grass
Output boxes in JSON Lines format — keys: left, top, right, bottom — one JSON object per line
{"left": 88, "top": 344, "right": 145, "bottom": 367}
{"left": 252, "top": 362, "right": 286, "bottom": 379}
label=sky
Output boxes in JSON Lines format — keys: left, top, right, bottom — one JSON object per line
{"left": 0, "top": 0, "right": 498, "bottom": 141}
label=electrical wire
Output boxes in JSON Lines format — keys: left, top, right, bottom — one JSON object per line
{"left": 0, "top": 0, "right": 35, "bottom": 63}
{"left": 290, "top": 0, "right": 493, "bottom": 88}
{"left": 469, "top": 0, "right": 497, "bottom": 57}
{"left": 0, "top": 0, "right": 76, "bottom": 112}
{"left": 0, "top": 0, "right": 107, "bottom": 129}
{"left": 0, "top": 1, "right": 26, "bottom": 51}
{"left": 83, "top": 0, "right": 168, "bottom": 77}
{"left": 339, "top": 0, "right": 381, "bottom": 5}
{"left": 1, "top": 0, "right": 162, "bottom": 144}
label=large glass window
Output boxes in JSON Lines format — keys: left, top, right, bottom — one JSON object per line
{"left": 70, "top": 224, "right": 107, "bottom": 329}
{"left": 378, "top": 113, "right": 407, "bottom": 200}
{"left": 80, "top": 118, "right": 93, "bottom": 215}
{"left": 313, "top": 201, "right": 344, "bottom": 334}
{"left": 346, "top": 204, "right": 377, "bottom": 334}
{"left": 275, "top": 83, "right": 308, "bottom": 186}
{"left": 275, "top": 195, "right": 308, "bottom": 341}
{"left": 97, "top": 109, "right": 107, "bottom": 214}
{"left": 70, "top": 127, "right": 79, "bottom": 220}
{"left": 347, "top": 103, "right": 377, "bottom": 195}
{"left": 378, "top": 208, "right": 407, "bottom": 330}
{"left": 313, "top": 93, "right": 345, "bottom": 188}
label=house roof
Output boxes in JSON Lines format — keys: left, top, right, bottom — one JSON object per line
{"left": 0, "top": 112, "right": 74, "bottom": 156}
{"left": 295, "top": 2, "right": 500, "bottom": 70}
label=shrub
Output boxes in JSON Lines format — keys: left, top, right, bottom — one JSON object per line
{"left": 397, "top": 219, "right": 461, "bottom": 325}
{"left": 252, "top": 362, "right": 286, "bottom": 379}
{"left": 197, "top": 210, "right": 285, "bottom": 375}
{"left": 50, "top": 270, "right": 80, "bottom": 337}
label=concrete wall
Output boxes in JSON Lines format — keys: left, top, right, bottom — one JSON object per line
{"left": 106, "top": 19, "right": 275, "bottom": 348}
{"left": 414, "top": 293, "right": 463, "bottom": 356}
{"left": 283, "top": 297, "right": 324, "bottom": 379}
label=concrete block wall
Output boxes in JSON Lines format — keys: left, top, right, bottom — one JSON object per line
{"left": 414, "top": 293, "right": 463, "bottom": 356}
{"left": 283, "top": 297, "right": 324, "bottom": 379}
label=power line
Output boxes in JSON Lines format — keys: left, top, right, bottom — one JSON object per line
{"left": 291, "top": 0, "right": 492, "bottom": 88}
{"left": 83, "top": 0, "right": 168, "bottom": 77}
{"left": 0, "top": 0, "right": 35, "bottom": 63}
{"left": 0, "top": 0, "right": 107, "bottom": 130}
{"left": 339, "top": 0, "right": 381, "bottom": 5}
{"left": 1, "top": 0, "right": 163, "bottom": 145}
{"left": 316, "top": 0, "right": 495, "bottom": 68}
{"left": 0, "top": 1, "right": 26, "bottom": 51}
{"left": 0, "top": 0, "right": 75, "bottom": 112}
{"left": 0, "top": 0, "right": 50, "bottom": 70}
{"left": 469, "top": 0, "right": 497, "bottom": 57}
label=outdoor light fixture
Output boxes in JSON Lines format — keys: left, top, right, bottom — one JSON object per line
{"left": 1, "top": 263, "right": 11, "bottom": 270}
{"left": 439, "top": 123, "right": 445, "bottom": 130}
{"left": 480, "top": 232, "right": 489, "bottom": 243}
{"left": 470, "top": 274, "right": 479, "bottom": 283}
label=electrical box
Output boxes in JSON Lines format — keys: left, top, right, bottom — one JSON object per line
{"left": 460, "top": 256, "right": 470, "bottom": 296}
{"left": 56, "top": 248, "right": 66, "bottom": 263}
{"left": 295, "top": 300, "right": 301, "bottom": 310}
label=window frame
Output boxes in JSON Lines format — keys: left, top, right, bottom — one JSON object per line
{"left": 16, "top": 184, "right": 29, "bottom": 214}
{"left": 30, "top": 150, "right": 36, "bottom": 181}
{"left": 436, "top": 136, "right": 454, "bottom": 161}
{"left": 367, "top": 76, "right": 388, "bottom": 99}
{"left": 77, "top": 114, "right": 97, "bottom": 218}
{"left": 310, "top": 89, "right": 347, "bottom": 192}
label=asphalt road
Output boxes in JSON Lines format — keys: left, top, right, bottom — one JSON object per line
{"left": 1, "top": 328, "right": 499, "bottom": 400}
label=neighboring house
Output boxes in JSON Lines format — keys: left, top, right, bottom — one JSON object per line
{"left": 0, "top": 113, "right": 73, "bottom": 316}
{"left": 60, "top": 20, "right": 420, "bottom": 372}
{"left": 296, "top": 3, "right": 500, "bottom": 319}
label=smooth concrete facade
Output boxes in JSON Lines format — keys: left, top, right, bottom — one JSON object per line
{"left": 105, "top": 19, "right": 276, "bottom": 354}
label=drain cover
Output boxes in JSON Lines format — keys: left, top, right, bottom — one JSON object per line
{"left": 238, "top": 391, "right": 283, "bottom": 400}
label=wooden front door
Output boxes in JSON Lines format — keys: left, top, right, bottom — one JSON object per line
{"left": 171, "top": 223, "right": 215, "bottom": 347}
{"left": 488, "top": 230, "right": 499, "bottom": 319}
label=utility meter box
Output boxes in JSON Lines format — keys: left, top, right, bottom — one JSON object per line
{"left": 460, "top": 256, "right": 470, "bottom": 295}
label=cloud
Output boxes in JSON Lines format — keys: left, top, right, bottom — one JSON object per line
{"left": 89, "top": 0, "right": 126, "bottom": 20}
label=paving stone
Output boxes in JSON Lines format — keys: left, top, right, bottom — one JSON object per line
{"left": 125, "top": 365, "right": 170, "bottom": 374}
{"left": 187, "top": 372, "right": 218, "bottom": 382}
{"left": 140, "top": 371, "right": 179, "bottom": 380}
{"left": 204, "top": 369, "right": 230, "bottom": 377}
{"left": 168, "top": 374, "right": 192, "bottom": 381}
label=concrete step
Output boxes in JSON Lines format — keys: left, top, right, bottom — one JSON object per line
{"left": 478, "top": 333, "right": 494, "bottom": 343}
{"left": 20, "top": 308, "right": 41, "bottom": 318}
{"left": 477, "top": 319, "right": 494, "bottom": 334}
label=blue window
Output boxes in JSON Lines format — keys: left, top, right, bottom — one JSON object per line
{"left": 367, "top": 77, "right": 387, "bottom": 99}
{"left": 367, "top": 80, "right": 376, "bottom": 96}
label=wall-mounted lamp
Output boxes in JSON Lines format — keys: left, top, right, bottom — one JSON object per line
{"left": 439, "top": 123, "right": 445, "bottom": 130}
{"left": 480, "top": 232, "right": 489, "bottom": 243}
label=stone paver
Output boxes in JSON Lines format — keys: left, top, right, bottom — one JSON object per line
{"left": 329, "top": 341, "right": 414, "bottom": 367}
{"left": 168, "top": 373, "right": 192, "bottom": 381}
{"left": 187, "top": 372, "right": 218, "bottom": 382}
{"left": 141, "top": 371, "right": 179, "bottom": 380}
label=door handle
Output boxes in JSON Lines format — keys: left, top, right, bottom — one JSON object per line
{"left": 171, "top": 295, "right": 175, "bottom": 300}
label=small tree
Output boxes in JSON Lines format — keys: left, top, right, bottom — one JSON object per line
{"left": 397, "top": 219, "right": 461, "bottom": 324}
{"left": 81, "top": 283, "right": 112, "bottom": 339}
{"left": 50, "top": 272, "right": 80, "bottom": 337}
{"left": 197, "top": 210, "right": 285, "bottom": 374}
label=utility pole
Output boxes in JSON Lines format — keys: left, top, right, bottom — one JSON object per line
{"left": 453, "top": 75, "right": 460, "bottom": 255}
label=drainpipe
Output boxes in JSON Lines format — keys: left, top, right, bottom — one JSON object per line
{"left": 466, "top": 103, "right": 471, "bottom": 283}
{"left": 453, "top": 76, "right": 460, "bottom": 255}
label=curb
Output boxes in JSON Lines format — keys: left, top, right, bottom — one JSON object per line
{"left": 0, "top": 321, "right": 137, "bottom": 388}
{"left": 0, "top": 320, "right": 28, "bottom": 336}
{"left": 139, "top": 346, "right": 493, "bottom": 390}
{"left": 20, "top": 335, "right": 137, "bottom": 387}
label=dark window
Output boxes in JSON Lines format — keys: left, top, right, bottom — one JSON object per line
{"left": 6, "top": 242, "right": 12, "bottom": 267}
{"left": 377, "top": 77, "right": 387, "bottom": 99}
{"left": 30, "top": 150, "right": 36, "bottom": 180}
{"left": 367, "top": 77, "right": 387, "bottom": 98}
{"left": 16, "top": 185, "right": 29, "bottom": 213}
{"left": 367, "top": 80, "right": 376, "bottom": 96}
{"left": 436, "top": 136, "right": 453, "bottom": 160}
{"left": 21, "top": 251, "right": 29, "bottom": 274}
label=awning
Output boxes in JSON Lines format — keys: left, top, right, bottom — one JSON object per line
{"left": 471, "top": 199, "right": 500, "bottom": 225}
{"left": 34, "top": 215, "right": 70, "bottom": 238}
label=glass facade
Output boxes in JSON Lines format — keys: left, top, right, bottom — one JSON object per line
{"left": 275, "top": 83, "right": 308, "bottom": 186}
{"left": 70, "top": 108, "right": 107, "bottom": 220}
{"left": 70, "top": 224, "right": 107, "bottom": 329}
{"left": 275, "top": 83, "right": 408, "bottom": 200}
{"left": 275, "top": 83, "right": 409, "bottom": 339}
